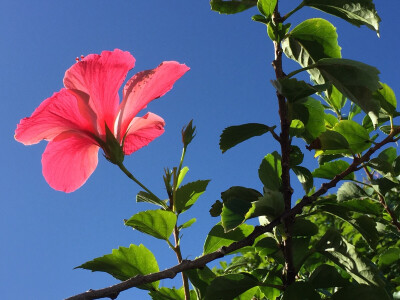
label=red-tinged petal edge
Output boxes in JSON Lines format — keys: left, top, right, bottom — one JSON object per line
{"left": 42, "top": 132, "right": 99, "bottom": 193}
{"left": 122, "top": 112, "right": 165, "bottom": 155}
{"left": 64, "top": 49, "right": 136, "bottom": 135}
{"left": 118, "top": 61, "right": 189, "bottom": 140}
{"left": 15, "top": 89, "right": 97, "bottom": 145}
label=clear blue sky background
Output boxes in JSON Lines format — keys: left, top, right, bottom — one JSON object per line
{"left": 1, "top": 1, "right": 400, "bottom": 299}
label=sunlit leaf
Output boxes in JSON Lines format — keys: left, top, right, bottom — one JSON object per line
{"left": 76, "top": 244, "right": 159, "bottom": 290}
{"left": 257, "top": 0, "right": 277, "bottom": 19}
{"left": 312, "top": 160, "right": 354, "bottom": 180}
{"left": 175, "top": 180, "right": 210, "bottom": 213}
{"left": 373, "top": 83, "right": 397, "bottom": 117}
{"left": 291, "top": 97, "right": 326, "bottom": 143}
{"left": 203, "top": 223, "right": 254, "bottom": 254}
{"left": 333, "top": 120, "right": 371, "bottom": 153}
{"left": 179, "top": 218, "right": 197, "bottom": 230}
{"left": 282, "top": 18, "right": 341, "bottom": 84}
{"left": 304, "top": 0, "right": 381, "bottom": 34}
{"left": 125, "top": 210, "right": 177, "bottom": 241}
{"left": 149, "top": 287, "right": 185, "bottom": 300}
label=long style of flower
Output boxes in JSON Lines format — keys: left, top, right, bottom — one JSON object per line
{"left": 15, "top": 49, "right": 189, "bottom": 193}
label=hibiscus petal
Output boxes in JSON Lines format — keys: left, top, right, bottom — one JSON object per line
{"left": 118, "top": 61, "right": 189, "bottom": 140}
{"left": 42, "top": 132, "right": 99, "bottom": 193}
{"left": 15, "top": 89, "right": 96, "bottom": 145}
{"left": 64, "top": 49, "right": 135, "bottom": 135}
{"left": 123, "top": 112, "right": 165, "bottom": 155}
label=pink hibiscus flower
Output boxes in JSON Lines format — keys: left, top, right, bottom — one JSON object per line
{"left": 15, "top": 49, "right": 189, "bottom": 193}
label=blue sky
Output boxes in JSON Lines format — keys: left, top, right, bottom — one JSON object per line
{"left": 1, "top": 1, "right": 400, "bottom": 299}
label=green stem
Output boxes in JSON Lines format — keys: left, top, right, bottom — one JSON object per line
{"left": 281, "top": 1, "right": 305, "bottom": 22}
{"left": 117, "top": 163, "right": 163, "bottom": 203}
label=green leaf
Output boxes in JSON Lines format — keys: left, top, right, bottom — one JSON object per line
{"left": 136, "top": 191, "right": 167, "bottom": 209}
{"left": 331, "top": 285, "right": 391, "bottom": 300}
{"left": 149, "top": 287, "right": 185, "bottom": 300}
{"left": 325, "top": 85, "right": 347, "bottom": 114}
{"left": 333, "top": 120, "right": 371, "bottom": 153}
{"left": 312, "top": 160, "right": 354, "bottom": 180}
{"left": 304, "top": 0, "right": 381, "bottom": 34}
{"left": 378, "top": 247, "right": 400, "bottom": 266}
{"left": 349, "top": 103, "right": 362, "bottom": 120}
{"left": 221, "top": 196, "right": 253, "bottom": 231}
{"left": 292, "top": 166, "right": 314, "bottom": 194}
{"left": 203, "top": 223, "right": 254, "bottom": 255}
{"left": 309, "top": 264, "right": 349, "bottom": 288}
{"left": 254, "top": 237, "right": 280, "bottom": 256}
{"left": 318, "top": 204, "right": 379, "bottom": 247}
{"left": 267, "top": 21, "right": 291, "bottom": 43}
{"left": 210, "top": 200, "right": 223, "bottom": 217}
{"left": 338, "top": 199, "right": 382, "bottom": 215}
{"left": 289, "top": 145, "right": 304, "bottom": 166}
{"left": 185, "top": 266, "right": 216, "bottom": 300}
{"left": 318, "top": 154, "right": 344, "bottom": 165}
{"left": 337, "top": 182, "right": 367, "bottom": 201}
{"left": 292, "top": 218, "right": 319, "bottom": 237}
{"left": 291, "top": 97, "right": 326, "bottom": 143}
{"left": 315, "top": 229, "right": 385, "bottom": 286}
{"left": 258, "top": 152, "right": 282, "bottom": 191}
{"left": 257, "top": 0, "right": 277, "bottom": 19}
{"left": 373, "top": 83, "right": 397, "bottom": 117}
{"left": 324, "top": 113, "right": 339, "bottom": 129}
{"left": 175, "top": 180, "right": 210, "bottom": 213}
{"left": 76, "top": 244, "right": 159, "bottom": 290}
{"left": 221, "top": 186, "right": 262, "bottom": 204}
{"left": 367, "top": 157, "right": 395, "bottom": 176}
{"left": 282, "top": 18, "right": 341, "bottom": 84}
{"left": 204, "top": 273, "right": 259, "bottom": 300}
{"left": 220, "top": 123, "right": 272, "bottom": 153}
{"left": 378, "top": 147, "right": 397, "bottom": 164}
{"left": 210, "top": 0, "right": 257, "bottom": 14}
{"left": 179, "top": 218, "right": 196, "bottom": 230}
{"left": 289, "top": 119, "right": 305, "bottom": 137}
{"left": 271, "top": 78, "right": 330, "bottom": 102}
{"left": 177, "top": 166, "right": 189, "bottom": 188}
{"left": 252, "top": 14, "right": 269, "bottom": 24}
{"left": 282, "top": 282, "right": 321, "bottom": 300}
{"left": 315, "top": 59, "right": 381, "bottom": 126}
{"left": 125, "top": 210, "right": 177, "bottom": 241}
{"left": 246, "top": 189, "right": 284, "bottom": 220}
{"left": 307, "top": 130, "right": 349, "bottom": 151}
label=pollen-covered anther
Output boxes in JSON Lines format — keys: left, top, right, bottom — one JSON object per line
{"left": 80, "top": 55, "right": 85, "bottom": 60}
{"left": 75, "top": 57, "right": 79, "bottom": 63}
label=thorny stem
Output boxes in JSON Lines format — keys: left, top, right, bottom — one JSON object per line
{"left": 272, "top": 1, "right": 296, "bottom": 286}
{"left": 360, "top": 156, "right": 400, "bottom": 231}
